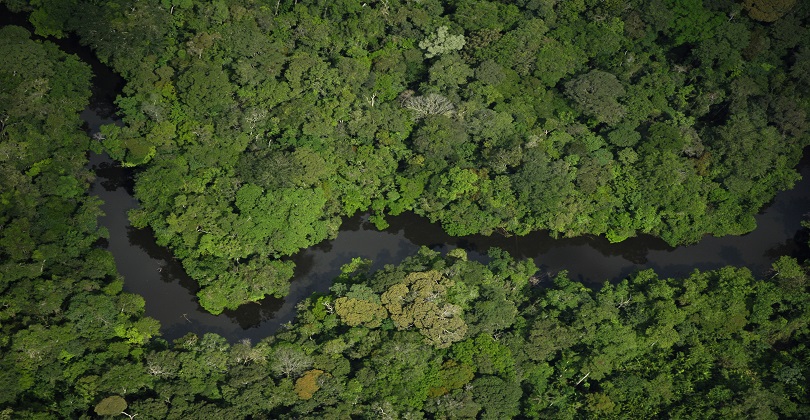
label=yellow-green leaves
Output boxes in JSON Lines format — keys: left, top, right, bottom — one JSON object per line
{"left": 335, "top": 297, "right": 387, "bottom": 328}
{"left": 381, "top": 270, "right": 468, "bottom": 348}
{"left": 419, "top": 26, "right": 466, "bottom": 59}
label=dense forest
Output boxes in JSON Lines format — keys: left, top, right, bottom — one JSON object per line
{"left": 1, "top": 0, "right": 810, "bottom": 418}
{"left": 4, "top": 0, "right": 809, "bottom": 312}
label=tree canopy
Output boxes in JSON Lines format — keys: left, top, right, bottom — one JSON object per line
{"left": 4, "top": 0, "right": 807, "bottom": 309}
{"left": 1, "top": 1, "right": 810, "bottom": 417}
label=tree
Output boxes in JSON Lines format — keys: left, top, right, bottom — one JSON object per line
{"left": 402, "top": 93, "right": 455, "bottom": 118}
{"left": 335, "top": 296, "right": 387, "bottom": 328}
{"left": 419, "top": 26, "right": 466, "bottom": 58}
{"left": 94, "top": 396, "right": 127, "bottom": 416}
{"left": 428, "top": 360, "right": 475, "bottom": 397}
{"left": 271, "top": 345, "right": 312, "bottom": 379}
{"left": 426, "top": 53, "right": 473, "bottom": 94}
{"left": 177, "top": 61, "right": 235, "bottom": 120}
{"left": 662, "top": 0, "right": 724, "bottom": 45}
{"left": 771, "top": 256, "right": 807, "bottom": 294}
{"left": 452, "top": 0, "right": 520, "bottom": 32}
{"left": 471, "top": 376, "right": 522, "bottom": 419}
{"left": 534, "top": 38, "right": 588, "bottom": 88}
{"left": 744, "top": 0, "right": 797, "bottom": 22}
{"left": 381, "top": 270, "right": 469, "bottom": 348}
{"left": 294, "top": 369, "right": 325, "bottom": 400}
{"left": 564, "top": 70, "right": 626, "bottom": 125}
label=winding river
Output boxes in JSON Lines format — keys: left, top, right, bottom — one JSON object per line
{"left": 91, "top": 160, "right": 809, "bottom": 342}
{"left": 4, "top": 11, "right": 809, "bottom": 342}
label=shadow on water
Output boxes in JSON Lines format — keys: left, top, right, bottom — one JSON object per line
{"left": 7, "top": 7, "right": 809, "bottom": 342}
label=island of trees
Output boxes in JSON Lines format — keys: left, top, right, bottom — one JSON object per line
{"left": 1, "top": 0, "right": 809, "bottom": 418}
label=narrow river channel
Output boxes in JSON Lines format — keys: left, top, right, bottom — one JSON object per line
{"left": 89, "top": 152, "right": 810, "bottom": 342}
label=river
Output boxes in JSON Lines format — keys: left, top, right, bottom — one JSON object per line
{"left": 90, "top": 155, "right": 809, "bottom": 342}
{"left": 4, "top": 11, "right": 809, "bottom": 342}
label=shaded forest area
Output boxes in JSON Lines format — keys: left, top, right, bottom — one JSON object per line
{"left": 1, "top": 0, "right": 810, "bottom": 418}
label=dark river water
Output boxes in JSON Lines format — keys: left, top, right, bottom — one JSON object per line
{"left": 4, "top": 10, "right": 809, "bottom": 342}
{"left": 90, "top": 151, "right": 810, "bottom": 342}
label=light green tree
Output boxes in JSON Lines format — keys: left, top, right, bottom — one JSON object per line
{"left": 381, "top": 271, "right": 468, "bottom": 348}
{"left": 419, "top": 26, "right": 466, "bottom": 58}
{"left": 335, "top": 297, "right": 388, "bottom": 328}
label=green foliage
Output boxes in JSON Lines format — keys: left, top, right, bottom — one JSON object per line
{"left": 744, "top": 0, "right": 798, "bottom": 22}
{"left": 17, "top": 0, "right": 804, "bottom": 314}
{"left": 419, "top": 26, "right": 466, "bottom": 58}
{"left": 5, "top": 1, "right": 810, "bottom": 416}
{"left": 0, "top": 26, "right": 162, "bottom": 418}
{"left": 380, "top": 270, "right": 468, "bottom": 348}
{"left": 564, "top": 70, "right": 627, "bottom": 125}
{"left": 472, "top": 375, "right": 522, "bottom": 419}
{"left": 334, "top": 287, "right": 387, "bottom": 328}
{"left": 94, "top": 395, "right": 127, "bottom": 416}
